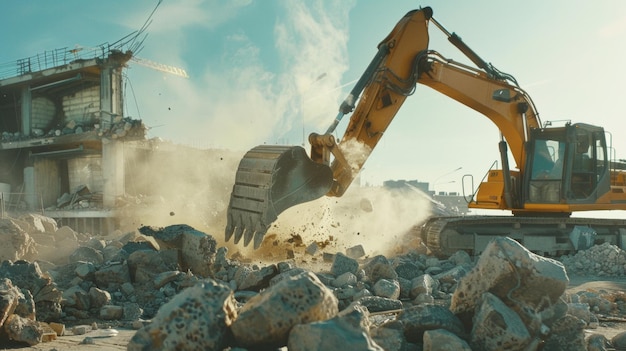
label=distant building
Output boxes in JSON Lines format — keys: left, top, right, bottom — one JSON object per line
{"left": 383, "top": 179, "right": 468, "bottom": 215}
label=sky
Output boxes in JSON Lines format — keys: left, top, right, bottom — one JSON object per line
{"left": 2, "top": 0, "right": 626, "bottom": 195}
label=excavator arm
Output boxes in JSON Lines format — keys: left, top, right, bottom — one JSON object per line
{"left": 225, "top": 6, "right": 541, "bottom": 248}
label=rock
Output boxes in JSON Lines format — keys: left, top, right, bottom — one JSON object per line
{"left": 237, "top": 264, "right": 278, "bottom": 291}
{"left": 288, "top": 305, "right": 383, "bottom": 351}
{"left": 180, "top": 228, "right": 217, "bottom": 277}
{"left": 138, "top": 225, "right": 218, "bottom": 277}
{"left": 306, "top": 242, "right": 320, "bottom": 255}
{"left": 332, "top": 272, "right": 358, "bottom": 288}
{"left": 121, "top": 241, "right": 159, "bottom": 255}
{"left": 99, "top": 305, "right": 123, "bottom": 320}
{"left": 84, "top": 238, "right": 106, "bottom": 251}
{"left": 397, "top": 304, "right": 464, "bottom": 344}
{"left": 450, "top": 237, "right": 568, "bottom": 316}
{"left": 346, "top": 245, "right": 366, "bottom": 259}
{"left": 127, "top": 249, "right": 178, "bottom": 283}
{"left": 0, "top": 261, "right": 62, "bottom": 322}
{"left": 123, "top": 302, "right": 144, "bottom": 321}
{"left": 423, "top": 328, "right": 472, "bottom": 351}
{"left": 138, "top": 224, "right": 193, "bottom": 247}
{"left": 372, "top": 278, "right": 400, "bottom": 299}
{"left": 3, "top": 314, "right": 56, "bottom": 346}
{"left": 94, "top": 262, "right": 131, "bottom": 290}
{"left": 362, "top": 255, "right": 398, "bottom": 283}
{"left": 542, "top": 314, "right": 587, "bottom": 351}
{"left": 63, "top": 286, "right": 90, "bottom": 310}
{"left": 0, "top": 278, "right": 23, "bottom": 326}
{"left": 74, "top": 262, "right": 96, "bottom": 280}
{"left": 612, "top": 331, "right": 626, "bottom": 350}
{"left": 371, "top": 320, "right": 410, "bottom": 351}
{"left": 394, "top": 261, "right": 423, "bottom": 280}
{"left": 448, "top": 250, "right": 472, "bottom": 265}
{"left": 409, "top": 274, "right": 437, "bottom": 299}
{"left": 0, "top": 219, "right": 37, "bottom": 261}
{"left": 567, "top": 302, "right": 593, "bottom": 326}
{"left": 231, "top": 271, "right": 338, "bottom": 348}
{"left": 128, "top": 279, "right": 236, "bottom": 351}
{"left": 331, "top": 253, "right": 359, "bottom": 276}
{"left": 54, "top": 226, "right": 78, "bottom": 241}
{"left": 88, "top": 287, "right": 111, "bottom": 309}
{"left": 356, "top": 296, "right": 403, "bottom": 313}
{"left": 69, "top": 246, "right": 104, "bottom": 265}
{"left": 586, "top": 333, "right": 610, "bottom": 351}
{"left": 18, "top": 214, "right": 58, "bottom": 233}
{"left": 470, "top": 292, "right": 532, "bottom": 351}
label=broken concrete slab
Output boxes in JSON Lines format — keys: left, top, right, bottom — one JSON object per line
{"left": 287, "top": 305, "right": 383, "bottom": 351}
{"left": 450, "top": 236, "right": 568, "bottom": 316}
{"left": 470, "top": 292, "right": 532, "bottom": 351}
{"left": 231, "top": 271, "right": 338, "bottom": 348}
{"left": 128, "top": 279, "right": 237, "bottom": 351}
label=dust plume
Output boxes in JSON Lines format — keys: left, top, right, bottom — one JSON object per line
{"left": 338, "top": 138, "right": 372, "bottom": 172}
{"left": 262, "top": 183, "right": 433, "bottom": 258}
{"left": 117, "top": 140, "right": 432, "bottom": 261}
{"left": 118, "top": 141, "right": 242, "bottom": 245}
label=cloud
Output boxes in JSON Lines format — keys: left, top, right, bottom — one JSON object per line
{"left": 125, "top": 0, "right": 357, "bottom": 150}
{"left": 120, "top": 0, "right": 252, "bottom": 33}
{"left": 598, "top": 14, "right": 626, "bottom": 38}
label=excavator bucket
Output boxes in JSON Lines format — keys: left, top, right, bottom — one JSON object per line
{"left": 225, "top": 145, "right": 333, "bottom": 249}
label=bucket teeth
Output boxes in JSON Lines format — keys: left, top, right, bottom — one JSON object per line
{"left": 253, "top": 231, "right": 265, "bottom": 249}
{"left": 233, "top": 224, "right": 245, "bottom": 245}
{"left": 224, "top": 144, "right": 332, "bottom": 249}
{"left": 224, "top": 207, "right": 273, "bottom": 248}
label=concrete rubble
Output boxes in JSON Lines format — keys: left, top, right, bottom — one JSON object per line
{"left": 0, "top": 215, "right": 626, "bottom": 350}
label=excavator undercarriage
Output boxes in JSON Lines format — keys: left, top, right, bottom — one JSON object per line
{"left": 420, "top": 215, "right": 626, "bottom": 258}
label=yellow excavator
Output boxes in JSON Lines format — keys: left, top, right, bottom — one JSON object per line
{"left": 225, "top": 7, "right": 626, "bottom": 256}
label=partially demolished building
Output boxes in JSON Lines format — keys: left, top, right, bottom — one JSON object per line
{"left": 0, "top": 44, "right": 147, "bottom": 234}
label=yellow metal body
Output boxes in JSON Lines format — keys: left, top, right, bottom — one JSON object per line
{"left": 226, "top": 6, "right": 626, "bottom": 249}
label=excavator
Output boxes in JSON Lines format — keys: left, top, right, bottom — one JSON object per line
{"left": 225, "top": 6, "right": 626, "bottom": 257}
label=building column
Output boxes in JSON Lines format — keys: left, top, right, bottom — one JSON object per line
{"left": 23, "top": 166, "right": 37, "bottom": 210}
{"left": 21, "top": 86, "right": 32, "bottom": 137}
{"left": 102, "top": 139, "right": 124, "bottom": 207}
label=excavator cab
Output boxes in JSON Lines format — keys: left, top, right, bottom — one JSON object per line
{"left": 525, "top": 123, "right": 609, "bottom": 205}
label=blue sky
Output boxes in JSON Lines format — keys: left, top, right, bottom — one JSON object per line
{"left": 2, "top": 0, "right": 626, "bottom": 194}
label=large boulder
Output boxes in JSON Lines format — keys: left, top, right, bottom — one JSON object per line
{"left": 0, "top": 261, "right": 62, "bottom": 322}
{"left": 287, "top": 305, "right": 383, "bottom": 351}
{"left": 470, "top": 292, "right": 532, "bottom": 351}
{"left": 0, "top": 219, "right": 37, "bottom": 261}
{"left": 450, "top": 236, "right": 568, "bottom": 316}
{"left": 127, "top": 279, "right": 237, "bottom": 351}
{"left": 231, "top": 271, "right": 338, "bottom": 348}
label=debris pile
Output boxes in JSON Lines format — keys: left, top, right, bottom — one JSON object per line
{"left": 1, "top": 215, "right": 626, "bottom": 350}
{"left": 54, "top": 185, "right": 103, "bottom": 210}
{"left": 560, "top": 242, "right": 626, "bottom": 276}
{"left": 0, "top": 116, "right": 145, "bottom": 143}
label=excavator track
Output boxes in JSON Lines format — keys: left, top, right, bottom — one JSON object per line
{"left": 419, "top": 216, "right": 626, "bottom": 258}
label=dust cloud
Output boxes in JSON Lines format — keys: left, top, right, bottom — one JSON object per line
{"left": 338, "top": 138, "right": 372, "bottom": 172}
{"left": 269, "top": 184, "right": 433, "bottom": 258}
{"left": 116, "top": 140, "right": 433, "bottom": 261}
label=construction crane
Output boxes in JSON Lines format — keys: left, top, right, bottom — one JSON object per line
{"left": 130, "top": 56, "right": 189, "bottom": 79}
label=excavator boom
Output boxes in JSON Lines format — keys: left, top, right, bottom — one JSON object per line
{"left": 225, "top": 6, "right": 626, "bottom": 252}
{"left": 225, "top": 7, "right": 433, "bottom": 247}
